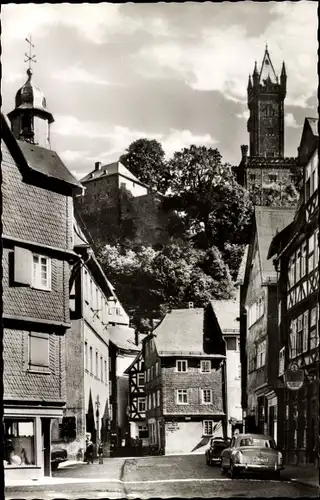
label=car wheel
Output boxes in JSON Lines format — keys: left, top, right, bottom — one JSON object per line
{"left": 206, "top": 454, "right": 210, "bottom": 465}
{"left": 221, "top": 461, "right": 228, "bottom": 474}
{"left": 273, "top": 471, "right": 281, "bottom": 480}
{"left": 51, "top": 462, "right": 58, "bottom": 471}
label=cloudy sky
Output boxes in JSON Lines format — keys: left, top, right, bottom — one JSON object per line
{"left": 2, "top": 2, "right": 317, "bottom": 179}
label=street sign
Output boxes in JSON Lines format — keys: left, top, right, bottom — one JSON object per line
{"left": 284, "top": 362, "right": 304, "bottom": 391}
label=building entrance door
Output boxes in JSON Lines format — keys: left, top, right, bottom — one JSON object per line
{"left": 41, "top": 418, "right": 51, "bottom": 476}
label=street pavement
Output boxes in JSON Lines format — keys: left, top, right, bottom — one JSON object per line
{"left": 5, "top": 454, "right": 319, "bottom": 499}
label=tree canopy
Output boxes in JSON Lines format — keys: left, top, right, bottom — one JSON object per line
{"left": 119, "top": 138, "right": 170, "bottom": 193}
{"left": 98, "top": 242, "right": 235, "bottom": 331}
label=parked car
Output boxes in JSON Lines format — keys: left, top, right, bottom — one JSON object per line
{"left": 221, "top": 433, "right": 283, "bottom": 479}
{"left": 51, "top": 446, "right": 68, "bottom": 470}
{"left": 205, "top": 437, "right": 231, "bottom": 466}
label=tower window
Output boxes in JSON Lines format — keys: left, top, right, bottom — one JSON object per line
{"left": 268, "top": 175, "right": 278, "bottom": 183}
{"left": 249, "top": 174, "right": 256, "bottom": 182}
{"left": 21, "top": 114, "right": 33, "bottom": 133}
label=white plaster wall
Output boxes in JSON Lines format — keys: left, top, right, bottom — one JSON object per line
{"left": 164, "top": 420, "right": 224, "bottom": 455}
{"left": 118, "top": 176, "right": 148, "bottom": 197}
{"left": 226, "top": 346, "right": 242, "bottom": 435}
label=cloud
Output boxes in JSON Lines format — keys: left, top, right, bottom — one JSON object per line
{"left": 161, "top": 129, "right": 217, "bottom": 157}
{"left": 236, "top": 110, "right": 250, "bottom": 120}
{"left": 54, "top": 115, "right": 218, "bottom": 168}
{"left": 285, "top": 113, "right": 300, "bottom": 129}
{"left": 2, "top": 4, "right": 144, "bottom": 44}
{"left": 54, "top": 67, "right": 109, "bottom": 85}
{"left": 137, "top": 2, "right": 317, "bottom": 107}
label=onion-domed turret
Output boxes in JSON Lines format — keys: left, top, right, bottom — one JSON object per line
{"left": 8, "top": 68, "right": 54, "bottom": 148}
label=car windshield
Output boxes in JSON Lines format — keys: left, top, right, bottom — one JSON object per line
{"left": 239, "top": 438, "right": 275, "bottom": 448}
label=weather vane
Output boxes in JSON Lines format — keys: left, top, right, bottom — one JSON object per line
{"left": 24, "top": 34, "right": 37, "bottom": 70}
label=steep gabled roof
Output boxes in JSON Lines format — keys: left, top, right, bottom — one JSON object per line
{"left": 236, "top": 245, "right": 249, "bottom": 285}
{"left": 1, "top": 112, "right": 81, "bottom": 190}
{"left": 80, "top": 161, "right": 148, "bottom": 187}
{"left": 152, "top": 308, "right": 206, "bottom": 356}
{"left": 109, "top": 325, "right": 140, "bottom": 352}
{"left": 255, "top": 206, "right": 295, "bottom": 282}
{"left": 259, "top": 48, "right": 278, "bottom": 84}
{"left": 306, "top": 117, "right": 318, "bottom": 137}
{"left": 210, "top": 300, "right": 239, "bottom": 334}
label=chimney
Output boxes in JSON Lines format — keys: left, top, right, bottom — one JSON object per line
{"left": 95, "top": 161, "right": 102, "bottom": 171}
{"left": 188, "top": 302, "right": 194, "bottom": 309}
{"left": 241, "top": 145, "right": 248, "bottom": 159}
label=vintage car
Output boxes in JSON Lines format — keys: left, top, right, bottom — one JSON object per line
{"left": 205, "top": 437, "right": 231, "bottom": 466}
{"left": 51, "top": 446, "right": 68, "bottom": 470}
{"left": 220, "top": 434, "right": 283, "bottom": 479}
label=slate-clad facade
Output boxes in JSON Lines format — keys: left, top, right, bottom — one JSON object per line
{"left": 143, "top": 307, "right": 227, "bottom": 455}
{"left": 2, "top": 74, "right": 81, "bottom": 481}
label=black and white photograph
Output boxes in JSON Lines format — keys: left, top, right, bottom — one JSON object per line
{"left": 1, "top": 2, "right": 319, "bottom": 499}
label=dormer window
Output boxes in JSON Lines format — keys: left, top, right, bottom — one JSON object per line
{"left": 176, "top": 360, "right": 188, "bottom": 372}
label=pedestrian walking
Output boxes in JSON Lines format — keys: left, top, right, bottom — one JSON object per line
{"left": 86, "top": 438, "right": 94, "bottom": 464}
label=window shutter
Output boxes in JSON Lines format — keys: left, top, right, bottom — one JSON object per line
{"left": 14, "top": 246, "right": 32, "bottom": 285}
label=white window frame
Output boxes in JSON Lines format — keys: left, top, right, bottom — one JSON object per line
{"left": 279, "top": 347, "right": 285, "bottom": 376}
{"left": 157, "top": 389, "right": 160, "bottom": 407}
{"left": 177, "top": 389, "right": 188, "bottom": 404}
{"left": 203, "top": 420, "right": 214, "bottom": 436}
{"left": 137, "top": 373, "right": 145, "bottom": 387}
{"left": 155, "top": 361, "right": 159, "bottom": 376}
{"left": 201, "top": 389, "right": 213, "bottom": 404}
{"left": 138, "top": 398, "right": 146, "bottom": 413}
{"left": 32, "top": 254, "right": 51, "bottom": 290}
{"left": 152, "top": 392, "right": 156, "bottom": 408}
{"left": 200, "top": 360, "right": 211, "bottom": 373}
{"left": 290, "top": 319, "right": 297, "bottom": 359}
{"left": 256, "top": 340, "right": 266, "bottom": 368}
{"left": 302, "top": 311, "right": 308, "bottom": 353}
{"left": 148, "top": 394, "right": 152, "bottom": 410}
{"left": 176, "top": 360, "right": 188, "bottom": 372}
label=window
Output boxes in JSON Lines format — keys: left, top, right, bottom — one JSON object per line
{"left": 249, "top": 174, "right": 256, "bottom": 182}
{"left": 201, "top": 389, "right": 212, "bottom": 404}
{"left": 145, "top": 342, "right": 149, "bottom": 357}
{"left": 176, "top": 360, "right": 188, "bottom": 372}
{"left": 85, "top": 342, "right": 88, "bottom": 370}
{"left": 100, "top": 356, "right": 103, "bottom": 381}
{"left": 248, "top": 296, "right": 264, "bottom": 327}
{"left": 138, "top": 398, "right": 146, "bottom": 413}
{"left": 200, "top": 360, "right": 211, "bottom": 372}
{"left": 248, "top": 346, "right": 256, "bottom": 372}
{"left": 89, "top": 346, "right": 93, "bottom": 374}
{"left": 148, "top": 394, "right": 152, "bottom": 410}
{"left": 29, "top": 332, "right": 49, "bottom": 372}
{"left": 297, "top": 315, "right": 303, "bottom": 354}
{"left": 157, "top": 389, "right": 160, "bottom": 407}
{"left": 268, "top": 174, "right": 277, "bottom": 183}
{"left": 302, "top": 312, "right": 308, "bottom": 352}
{"left": 256, "top": 340, "right": 266, "bottom": 368}
{"left": 279, "top": 347, "right": 285, "bottom": 376}
{"left": 4, "top": 418, "right": 35, "bottom": 466}
{"left": 289, "top": 320, "right": 297, "bottom": 359}
{"left": 96, "top": 351, "right": 99, "bottom": 378}
{"left": 310, "top": 306, "right": 319, "bottom": 350}
{"left": 177, "top": 389, "right": 188, "bottom": 404}
{"left": 155, "top": 361, "right": 159, "bottom": 377}
{"left": 151, "top": 366, "right": 154, "bottom": 380}
{"left": 308, "top": 234, "right": 315, "bottom": 272}
{"left": 104, "top": 360, "right": 107, "bottom": 384}
{"left": 295, "top": 247, "right": 301, "bottom": 282}
{"left": 152, "top": 392, "right": 156, "bottom": 408}
{"left": 203, "top": 420, "right": 214, "bottom": 436}
{"left": 147, "top": 368, "right": 151, "bottom": 382}
{"left": 301, "top": 243, "right": 307, "bottom": 277}
{"left": 226, "top": 337, "right": 237, "bottom": 350}
{"left": 32, "top": 254, "right": 51, "bottom": 290}
{"left": 137, "top": 373, "right": 145, "bottom": 387}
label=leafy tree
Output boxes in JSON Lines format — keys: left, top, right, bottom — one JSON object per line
{"left": 164, "top": 145, "right": 253, "bottom": 249}
{"left": 119, "top": 138, "right": 170, "bottom": 193}
{"left": 98, "top": 242, "right": 235, "bottom": 330}
{"left": 250, "top": 181, "right": 299, "bottom": 207}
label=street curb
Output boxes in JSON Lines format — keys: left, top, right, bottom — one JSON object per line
{"left": 289, "top": 478, "right": 320, "bottom": 490}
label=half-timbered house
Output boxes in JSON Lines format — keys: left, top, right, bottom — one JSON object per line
{"left": 268, "top": 117, "right": 319, "bottom": 465}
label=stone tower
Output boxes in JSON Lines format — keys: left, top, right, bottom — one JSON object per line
{"left": 7, "top": 68, "right": 54, "bottom": 149}
{"left": 247, "top": 46, "right": 286, "bottom": 158}
{"left": 234, "top": 47, "right": 299, "bottom": 205}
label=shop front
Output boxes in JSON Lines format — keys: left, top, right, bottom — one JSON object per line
{"left": 4, "top": 405, "right": 64, "bottom": 482}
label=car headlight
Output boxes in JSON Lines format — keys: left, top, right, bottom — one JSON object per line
{"left": 277, "top": 451, "right": 283, "bottom": 465}
{"left": 232, "top": 450, "right": 243, "bottom": 464}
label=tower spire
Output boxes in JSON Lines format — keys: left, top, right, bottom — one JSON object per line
{"left": 24, "top": 34, "right": 37, "bottom": 74}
